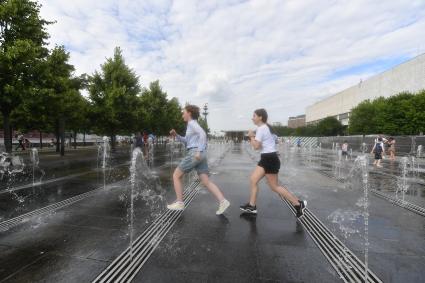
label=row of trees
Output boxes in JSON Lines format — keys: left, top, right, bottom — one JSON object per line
{"left": 349, "top": 91, "right": 425, "bottom": 135}
{"left": 0, "top": 0, "right": 185, "bottom": 155}
{"left": 274, "top": 91, "right": 425, "bottom": 137}
{"left": 273, "top": 117, "right": 345, "bottom": 137}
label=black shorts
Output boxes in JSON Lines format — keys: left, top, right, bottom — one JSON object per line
{"left": 342, "top": 151, "right": 348, "bottom": 156}
{"left": 374, "top": 152, "right": 382, "bottom": 160}
{"left": 258, "top": 152, "right": 280, "bottom": 174}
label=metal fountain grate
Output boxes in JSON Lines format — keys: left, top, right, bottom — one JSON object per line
{"left": 281, "top": 197, "right": 383, "bottom": 283}
{"left": 0, "top": 185, "right": 110, "bottom": 232}
{"left": 92, "top": 180, "right": 201, "bottom": 283}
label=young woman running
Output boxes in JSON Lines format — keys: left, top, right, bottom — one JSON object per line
{"left": 240, "top": 109, "right": 307, "bottom": 217}
{"left": 167, "top": 104, "right": 230, "bottom": 215}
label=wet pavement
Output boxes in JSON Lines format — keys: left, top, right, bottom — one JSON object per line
{"left": 277, "top": 147, "right": 425, "bottom": 282}
{"left": 0, "top": 143, "right": 424, "bottom": 282}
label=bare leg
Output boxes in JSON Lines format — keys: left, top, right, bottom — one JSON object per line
{"left": 265, "top": 174, "right": 299, "bottom": 206}
{"left": 199, "top": 173, "right": 225, "bottom": 202}
{"left": 172, "top": 167, "right": 185, "bottom": 202}
{"left": 249, "top": 166, "right": 265, "bottom": 206}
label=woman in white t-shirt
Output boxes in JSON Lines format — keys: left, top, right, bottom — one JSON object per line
{"left": 240, "top": 109, "right": 307, "bottom": 217}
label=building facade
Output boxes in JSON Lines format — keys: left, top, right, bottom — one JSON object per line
{"left": 306, "top": 53, "right": 425, "bottom": 125}
{"left": 288, "top": 115, "right": 306, "bottom": 128}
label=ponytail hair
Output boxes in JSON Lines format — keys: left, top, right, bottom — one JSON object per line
{"left": 254, "top": 108, "right": 275, "bottom": 134}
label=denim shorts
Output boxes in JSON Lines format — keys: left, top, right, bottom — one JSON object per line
{"left": 178, "top": 149, "right": 209, "bottom": 175}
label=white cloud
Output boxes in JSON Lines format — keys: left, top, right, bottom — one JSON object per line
{"left": 196, "top": 73, "right": 233, "bottom": 103}
{"left": 39, "top": 0, "right": 425, "bottom": 130}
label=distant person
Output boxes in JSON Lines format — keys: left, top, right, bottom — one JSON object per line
{"left": 49, "top": 138, "right": 55, "bottom": 148}
{"left": 168, "top": 104, "right": 230, "bottom": 215}
{"left": 148, "top": 133, "right": 155, "bottom": 145}
{"left": 143, "top": 131, "right": 148, "bottom": 146}
{"left": 273, "top": 133, "right": 279, "bottom": 145}
{"left": 371, "top": 137, "right": 385, "bottom": 167}
{"left": 24, "top": 138, "right": 31, "bottom": 149}
{"left": 296, "top": 138, "right": 302, "bottom": 148}
{"left": 240, "top": 108, "right": 307, "bottom": 217}
{"left": 387, "top": 137, "right": 396, "bottom": 161}
{"left": 15, "top": 133, "right": 25, "bottom": 151}
{"left": 135, "top": 132, "right": 144, "bottom": 149}
{"left": 374, "top": 134, "right": 387, "bottom": 146}
{"left": 341, "top": 140, "right": 349, "bottom": 160}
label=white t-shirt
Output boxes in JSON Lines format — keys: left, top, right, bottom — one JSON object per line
{"left": 255, "top": 124, "right": 277, "bottom": 154}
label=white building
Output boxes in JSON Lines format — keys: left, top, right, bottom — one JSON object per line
{"left": 306, "top": 53, "right": 425, "bottom": 125}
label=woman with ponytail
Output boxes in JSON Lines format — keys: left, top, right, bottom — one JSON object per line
{"left": 240, "top": 108, "right": 307, "bottom": 217}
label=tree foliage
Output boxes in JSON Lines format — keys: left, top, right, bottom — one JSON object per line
{"left": 198, "top": 117, "right": 210, "bottom": 135}
{"left": 0, "top": 1, "right": 206, "bottom": 154}
{"left": 88, "top": 47, "right": 141, "bottom": 145}
{"left": 349, "top": 91, "right": 425, "bottom": 135}
{"left": 0, "top": 0, "right": 52, "bottom": 152}
{"left": 274, "top": 117, "right": 344, "bottom": 137}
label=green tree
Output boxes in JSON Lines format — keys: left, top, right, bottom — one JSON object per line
{"left": 198, "top": 116, "right": 209, "bottom": 135}
{"left": 43, "top": 46, "right": 84, "bottom": 155}
{"left": 316, "top": 117, "right": 344, "bottom": 136}
{"left": 295, "top": 125, "right": 318, "bottom": 136}
{"left": 349, "top": 91, "right": 425, "bottom": 135}
{"left": 165, "top": 97, "right": 184, "bottom": 133}
{"left": 273, "top": 126, "right": 294, "bottom": 136}
{"left": 139, "top": 80, "right": 170, "bottom": 135}
{"left": 384, "top": 92, "right": 414, "bottom": 135}
{"left": 67, "top": 93, "right": 90, "bottom": 148}
{"left": 411, "top": 90, "right": 425, "bottom": 134}
{"left": 0, "top": 0, "right": 51, "bottom": 152}
{"left": 349, "top": 99, "right": 379, "bottom": 134}
{"left": 89, "top": 47, "right": 141, "bottom": 148}
{"left": 10, "top": 87, "right": 51, "bottom": 147}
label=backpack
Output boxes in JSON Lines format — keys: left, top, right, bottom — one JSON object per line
{"left": 375, "top": 143, "right": 382, "bottom": 153}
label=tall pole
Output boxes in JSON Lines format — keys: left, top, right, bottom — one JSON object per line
{"left": 203, "top": 103, "right": 209, "bottom": 124}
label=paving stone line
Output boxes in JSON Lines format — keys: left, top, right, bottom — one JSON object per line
{"left": 92, "top": 179, "right": 200, "bottom": 283}
{"left": 92, "top": 144, "right": 232, "bottom": 283}
{"left": 281, "top": 196, "right": 383, "bottom": 283}
{"left": 0, "top": 184, "right": 118, "bottom": 232}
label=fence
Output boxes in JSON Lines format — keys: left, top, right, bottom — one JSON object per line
{"left": 282, "top": 135, "right": 425, "bottom": 156}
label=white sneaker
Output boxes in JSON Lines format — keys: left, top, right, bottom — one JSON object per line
{"left": 216, "top": 199, "right": 230, "bottom": 215}
{"left": 167, "top": 201, "right": 184, "bottom": 211}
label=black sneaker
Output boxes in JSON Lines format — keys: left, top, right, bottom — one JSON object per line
{"left": 240, "top": 203, "right": 257, "bottom": 214}
{"left": 294, "top": 200, "right": 307, "bottom": 218}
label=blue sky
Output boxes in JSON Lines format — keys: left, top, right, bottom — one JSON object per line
{"left": 39, "top": 0, "right": 425, "bottom": 131}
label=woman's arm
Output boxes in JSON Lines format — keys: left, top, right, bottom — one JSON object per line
{"left": 248, "top": 130, "right": 262, "bottom": 150}
{"left": 250, "top": 136, "right": 262, "bottom": 150}
{"left": 175, "top": 134, "right": 187, "bottom": 144}
{"left": 170, "top": 129, "right": 186, "bottom": 144}
{"left": 370, "top": 143, "right": 376, "bottom": 154}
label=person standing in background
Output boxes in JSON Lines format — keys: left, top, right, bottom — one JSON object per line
{"left": 15, "top": 133, "right": 25, "bottom": 151}
{"left": 371, "top": 137, "right": 385, "bottom": 167}
{"left": 341, "top": 141, "right": 349, "bottom": 160}
{"left": 387, "top": 137, "right": 396, "bottom": 161}
{"left": 135, "top": 132, "right": 144, "bottom": 149}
